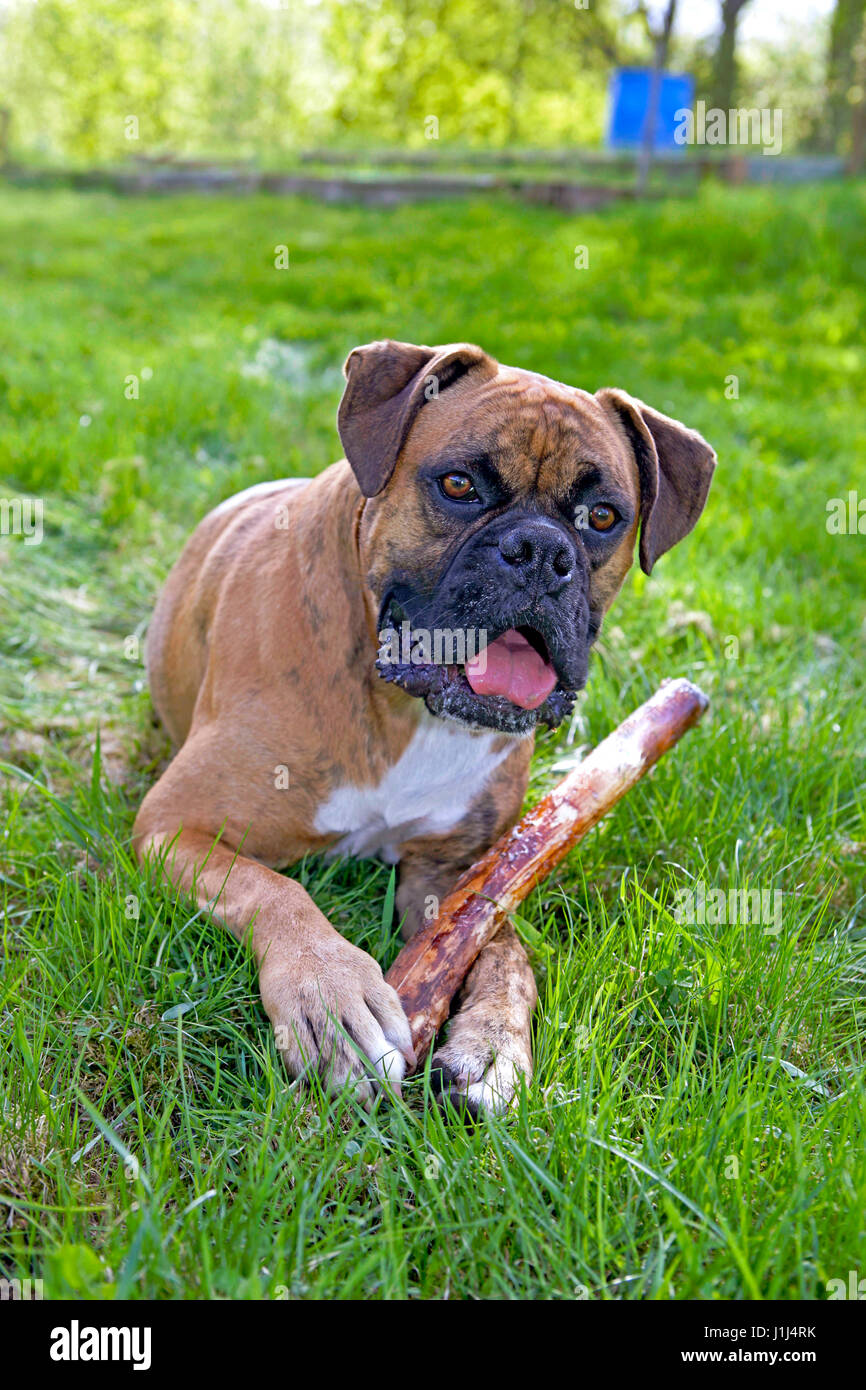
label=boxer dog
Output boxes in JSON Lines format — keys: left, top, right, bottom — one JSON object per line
{"left": 134, "top": 340, "right": 715, "bottom": 1115}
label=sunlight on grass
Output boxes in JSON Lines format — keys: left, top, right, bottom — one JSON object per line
{"left": 1, "top": 181, "right": 864, "bottom": 1299}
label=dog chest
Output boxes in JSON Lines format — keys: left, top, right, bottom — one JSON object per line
{"left": 314, "top": 716, "right": 514, "bottom": 862}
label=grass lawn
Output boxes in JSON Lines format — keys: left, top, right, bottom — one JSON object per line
{"left": 1, "top": 180, "right": 865, "bottom": 1300}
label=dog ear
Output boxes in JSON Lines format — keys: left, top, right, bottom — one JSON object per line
{"left": 338, "top": 339, "right": 496, "bottom": 497}
{"left": 596, "top": 388, "right": 716, "bottom": 575}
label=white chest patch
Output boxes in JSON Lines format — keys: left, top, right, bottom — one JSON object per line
{"left": 315, "top": 713, "right": 515, "bottom": 863}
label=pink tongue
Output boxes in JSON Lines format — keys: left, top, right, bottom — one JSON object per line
{"left": 465, "top": 629, "right": 557, "bottom": 710}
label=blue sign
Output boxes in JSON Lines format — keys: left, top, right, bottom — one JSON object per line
{"left": 607, "top": 68, "right": 694, "bottom": 152}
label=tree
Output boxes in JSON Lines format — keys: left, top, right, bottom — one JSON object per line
{"left": 323, "top": 0, "right": 623, "bottom": 148}
{"left": 848, "top": 11, "right": 866, "bottom": 171}
{"left": 635, "top": 0, "right": 678, "bottom": 193}
{"left": 711, "top": 0, "right": 753, "bottom": 114}
{"left": 827, "top": 0, "right": 866, "bottom": 150}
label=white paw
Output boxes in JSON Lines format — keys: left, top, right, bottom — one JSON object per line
{"left": 431, "top": 1039, "right": 530, "bottom": 1117}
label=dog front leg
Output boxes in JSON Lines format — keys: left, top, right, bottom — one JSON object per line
{"left": 430, "top": 921, "right": 536, "bottom": 1116}
{"left": 133, "top": 819, "right": 414, "bottom": 1104}
{"left": 396, "top": 854, "right": 537, "bottom": 1116}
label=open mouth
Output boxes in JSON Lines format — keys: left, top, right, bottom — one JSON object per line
{"left": 464, "top": 625, "right": 557, "bottom": 709}
{"left": 375, "top": 597, "right": 578, "bottom": 733}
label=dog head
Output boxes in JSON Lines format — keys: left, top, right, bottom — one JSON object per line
{"left": 339, "top": 339, "right": 716, "bottom": 735}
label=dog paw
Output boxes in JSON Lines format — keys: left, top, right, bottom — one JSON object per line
{"left": 430, "top": 1013, "right": 532, "bottom": 1117}
{"left": 260, "top": 927, "right": 415, "bottom": 1107}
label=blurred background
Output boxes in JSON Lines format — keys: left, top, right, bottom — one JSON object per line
{"left": 0, "top": 0, "right": 861, "bottom": 174}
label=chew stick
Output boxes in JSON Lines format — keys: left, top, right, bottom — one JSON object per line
{"left": 386, "top": 677, "right": 709, "bottom": 1065}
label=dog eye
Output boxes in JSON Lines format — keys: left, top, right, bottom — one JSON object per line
{"left": 588, "top": 503, "right": 618, "bottom": 532}
{"left": 439, "top": 472, "right": 478, "bottom": 502}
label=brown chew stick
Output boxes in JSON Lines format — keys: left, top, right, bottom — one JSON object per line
{"left": 386, "top": 677, "right": 709, "bottom": 1066}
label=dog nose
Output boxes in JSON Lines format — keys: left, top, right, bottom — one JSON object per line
{"left": 498, "top": 521, "right": 573, "bottom": 592}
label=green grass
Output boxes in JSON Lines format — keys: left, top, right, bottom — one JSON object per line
{"left": 1, "top": 180, "right": 865, "bottom": 1300}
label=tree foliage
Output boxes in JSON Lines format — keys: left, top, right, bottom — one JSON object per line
{"left": 0, "top": 0, "right": 631, "bottom": 159}
{"left": 0, "top": 0, "right": 847, "bottom": 160}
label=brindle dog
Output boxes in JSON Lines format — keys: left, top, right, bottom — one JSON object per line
{"left": 134, "top": 340, "right": 715, "bottom": 1114}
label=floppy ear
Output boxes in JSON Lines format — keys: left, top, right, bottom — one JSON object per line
{"left": 338, "top": 339, "right": 496, "bottom": 497}
{"left": 596, "top": 388, "right": 717, "bottom": 575}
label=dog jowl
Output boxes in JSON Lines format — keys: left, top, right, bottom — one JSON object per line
{"left": 134, "top": 339, "right": 716, "bottom": 1116}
